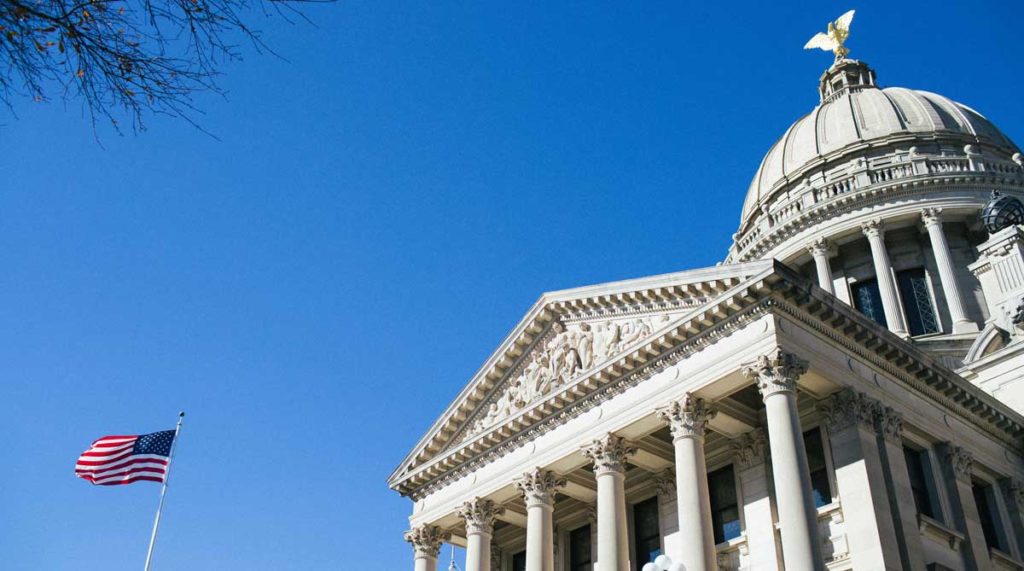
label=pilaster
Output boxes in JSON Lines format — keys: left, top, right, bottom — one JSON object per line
{"left": 820, "top": 388, "right": 904, "bottom": 570}
{"left": 732, "top": 429, "right": 782, "bottom": 570}
{"left": 937, "top": 444, "right": 988, "bottom": 571}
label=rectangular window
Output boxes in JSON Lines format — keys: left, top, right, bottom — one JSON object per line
{"left": 708, "top": 465, "right": 741, "bottom": 544}
{"left": 632, "top": 497, "right": 661, "bottom": 565}
{"left": 804, "top": 428, "right": 832, "bottom": 508}
{"left": 903, "top": 447, "right": 937, "bottom": 519}
{"left": 512, "top": 550, "right": 526, "bottom": 571}
{"left": 973, "top": 482, "right": 1009, "bottom": 552}
{"left": 852, "top": 278, "right": 888, "bottom": 328}
{"left": 897, "top": 268, "right": 940, "bottom": 336}
{"left": 569, "top": 525, "right": 592, "bottom": 571}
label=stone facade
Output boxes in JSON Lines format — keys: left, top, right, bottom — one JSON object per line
{"left": 389, "top": 51, "right": 1024, "bottom": 571}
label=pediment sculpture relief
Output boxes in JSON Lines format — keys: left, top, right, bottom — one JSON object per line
{"left": 461, "top": 314, "right": 672, "bottom": 441}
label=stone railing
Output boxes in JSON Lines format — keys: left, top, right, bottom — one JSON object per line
{"left": 729, "top": 152, "right": 1024, "bottom": 263}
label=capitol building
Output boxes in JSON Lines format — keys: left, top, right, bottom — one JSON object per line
{"left": 388, "top": 25, "right": 1024, "bottom": 571}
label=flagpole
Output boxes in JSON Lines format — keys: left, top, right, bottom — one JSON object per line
{"left": 144, "top": 411, "right": 184, "bottom": 571}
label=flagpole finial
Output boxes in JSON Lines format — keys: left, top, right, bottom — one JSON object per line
{"left": 178, "top": 411, "right": 185, "bottom": 418}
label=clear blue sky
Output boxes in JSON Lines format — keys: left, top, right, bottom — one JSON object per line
{"left": 2, "top": 1, "right": 1021, "bottom": 569}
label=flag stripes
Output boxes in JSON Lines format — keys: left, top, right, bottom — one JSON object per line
{"left": 75, "top": 431, "right": 176, "bottom": 486}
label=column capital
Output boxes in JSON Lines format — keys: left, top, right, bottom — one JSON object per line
{"left": 861, "top": 218, "right": 885, "bottom": 239}
{"left": 1000, "top": 478, "right": 1024, "bottom": 511}
{"left": 875, "top": 405, "right": 903, "bottom": 444}
{"left": 514, "top": 468, "right": 566, "bottom": 508}
{"left": 741, "top": 348, "right": 808, "bottom": 399}
{"left": 921, "top": 207, "right": 944, "bottom": 228}
{"left": 807, "top": 237, "right": 832, "bottom": 258}
{"left": 820, "top": 388, "right": 879, "bottom": 433}
{"left": 458, "top": 497, "right": 506, "bottom": 535}
{"left": 945, "top": 444, "right": 974, "bottom": 483}
{"left": 405, "top": 524, "right": 450, "bottom": 559}
{"left": 655, "top": 469, "right": 677, "bottom": 502}
{"left": 733, "top": 429, "right": 769, "bottom": 469}
{"left": 582, "top": 433, "right": 637, "bottom": 475}
{"left": 657, "top": 393, "right": 716, "bottom": 441}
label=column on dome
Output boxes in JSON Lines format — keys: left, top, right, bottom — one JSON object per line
{"left": 819, "top": 389, "right": 904, "bottom": 569}
{"left": 921, "top": 208, "right": 978, "bottom": 333}
{"left": 936, "top": 444, "right": 990, "bottom": 569}
{"left": 807, "top": 237, "right": 836, "bottom": 294}
{"left": 405, "top": 524, "right": 450, "bottom": 571}
{"left": 657, "top": 394, "right": 718, "bottom": 571}
{"left": 732, "top": 429, "right": 783, "bottom": 569}
{"left": 861, "top": 219, "right": 909, "bottom": 336}
{"left": 741, "top": 349, "right": 824, "bottom": 570}
{"left": 582, "top": 433, "right": 636, "bottom": 571}
{"left": 514, "top": 468, "right": 565, "bottom": 571}
{"left": 873, "top": 404, "right": 928, "bottom": 571}
{"left": 458, "top": 498, "right": 505, "bottom": 571}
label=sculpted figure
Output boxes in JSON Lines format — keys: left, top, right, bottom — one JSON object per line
{"left": 617, "top": 318, "right": 651, "bottom": 351}
{"left": 593, "top": 321, "right": 620, "bottom": 360}
{"left": 576, "top": 323, "right": 595, "bottom": 369}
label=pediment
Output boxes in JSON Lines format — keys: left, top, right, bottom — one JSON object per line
{"left": 389, "top": 261, "right": 778, "bottom": 491}
{"left": 453, "top": 313, "right": 678, "bottom": 446}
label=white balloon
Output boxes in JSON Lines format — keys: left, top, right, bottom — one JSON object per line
{"left": 641, "top": 564, "right": 658, "bottom": 571}
{"left": 668, "top": 563, "right": 686, "bottom": 571}
{"left": 654, "top": 554, "right": 672, "bottom": 568}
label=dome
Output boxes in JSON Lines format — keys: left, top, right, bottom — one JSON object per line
{"left": 728, "top": 58, "right": 1022, "bottom": 262}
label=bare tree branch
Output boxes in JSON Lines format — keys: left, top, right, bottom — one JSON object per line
{"left": 0, "top": 0, "right": 327, "bottom": 133}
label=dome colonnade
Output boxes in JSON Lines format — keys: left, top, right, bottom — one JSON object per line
{"left": 729, "top": 58, "right": 1024, "bottom": 358}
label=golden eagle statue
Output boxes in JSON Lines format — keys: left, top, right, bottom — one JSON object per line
{"left": 804, "top": 10, "right": 856, "bottom": 61}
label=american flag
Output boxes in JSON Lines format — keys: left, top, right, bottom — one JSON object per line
{"left": 75, "top": 430, "right": 176, "bottom": 486}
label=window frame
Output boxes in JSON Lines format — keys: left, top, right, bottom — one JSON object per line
{"left": 895, "top": 267, "right": 942, "bottom": 337}
{"left": 803, "top": 424, "right": 838, "bottom": 509}
{"left": 630, "top": 494, "right": 663, "bottom": 567}
{"left": 902, "top": 443, "right": 943, "bottom": 522}
{"left": 707, "top": 463, "right": 743, "bottom": 545}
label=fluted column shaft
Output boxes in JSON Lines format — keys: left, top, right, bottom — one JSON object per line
{"left": 862, "top": 220, "right": 909, "bottom": 335}
{"left": 583, "top": 434, "right": 636, "bottom": 571}
{"left": 515, "top": 469, "right": 564, "bottom": 571}
{"left": 922, "top": 209, "right": 977, "bottom": 333}
{"left": 743, "top": 350, "right": 824, "bottom": 571}
{"left": 405, "top": 525, "right": 449, "bottom": 571}
{"left": 808, "top": 238, "right": 836, "bottom": 294}
{"left": 658, "top": 395, "right": 718, "bottom": 571}
{"left": 459, "top": 498, "right": 505, "bottom": 571}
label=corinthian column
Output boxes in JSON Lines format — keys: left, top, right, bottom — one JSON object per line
{"left": 921, "top": 209, "right": 978, "bottom": 333}
{"left": 807, "top": 237, "right": 836, "bottom": 294}
{"left": 658, "top": 394, "right": 718, "bottom": 571}
{"left": 458, "top": 498, "right": 505, "bottom": 571}
{"left": 405, "top": 525, "right": 450, "bottom": 571}
{"left": 582, "top": 434, "right": 637, "bottom": 571}
{"left": 861, "top": 219, "right": 909, "bottom": 336}
{"left": 514, "top": 469, "right": 565, "bottom": 571}
{"left": 742, "top": 349, "right": 824, "bottom": 570}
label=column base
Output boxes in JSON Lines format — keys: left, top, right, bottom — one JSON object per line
{"left": 952, "top": 321, "right": 980, "bottom": 334}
